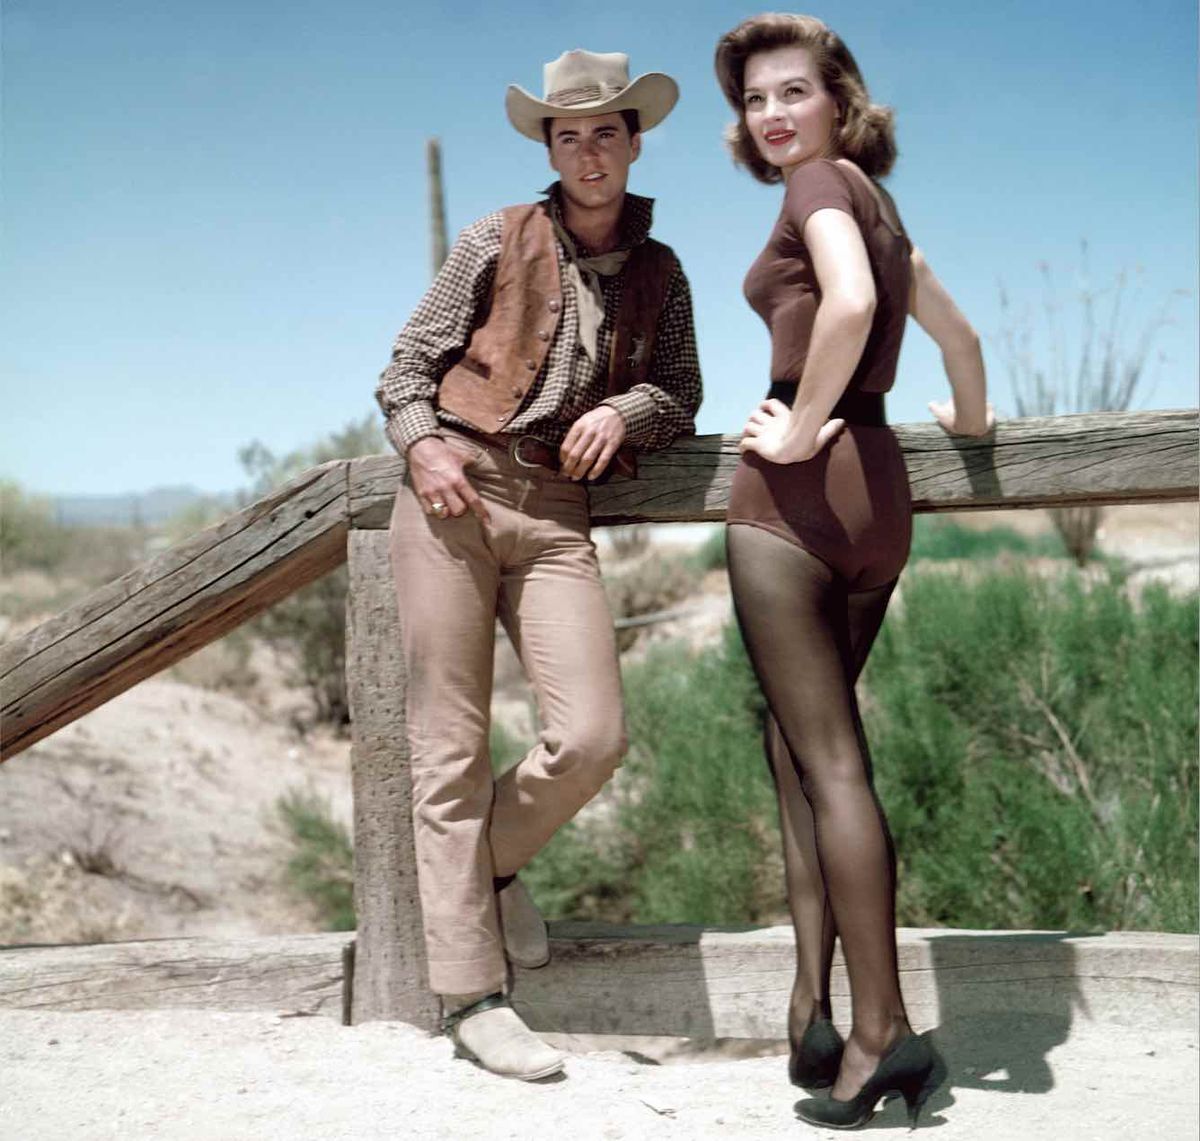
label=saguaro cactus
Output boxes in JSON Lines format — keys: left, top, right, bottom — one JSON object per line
{"left": 426, "top": 138, "right": 448, "bottom": 277}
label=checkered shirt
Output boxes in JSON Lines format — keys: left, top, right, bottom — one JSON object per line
{"left": 375, "top": 188, "right": 702, "bottom": 455}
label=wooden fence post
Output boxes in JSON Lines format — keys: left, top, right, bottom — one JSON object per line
{"left": 345, "top": 529, "right": 439, "bottom": 1030}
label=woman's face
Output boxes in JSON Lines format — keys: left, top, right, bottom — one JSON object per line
{"left": 742, "top": 46, "right": 839, "bottom": 176}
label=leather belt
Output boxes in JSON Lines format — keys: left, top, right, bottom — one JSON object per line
{"left": 766, "top": 382, "right": 887, "bottom": 427}
{"left": 448, "top": 425, "right": 562, "bottom": 472}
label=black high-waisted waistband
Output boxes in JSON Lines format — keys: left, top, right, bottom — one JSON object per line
{"left": 766, "top": 381, "right": 887, "bottom": 427}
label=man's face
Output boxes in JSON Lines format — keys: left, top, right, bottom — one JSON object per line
{"left": 547, "top": 112, "right": 642, "bottom": 213}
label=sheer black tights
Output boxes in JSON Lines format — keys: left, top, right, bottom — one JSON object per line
{"left": 727, "top": 524, "right": 908, "bottom": 1051}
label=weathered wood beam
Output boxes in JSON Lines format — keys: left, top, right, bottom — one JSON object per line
{"left": 1, "top": 464, "right": 349, "bottom": 761}
{"left": 0, "top": 933, "right": 347, "bottom": 1018}
{"left": 2, "top": 927, "right": 1194, "bottom": 1035}
{"left": 345, "top": 531, "right": 439, "bottom": 1030}
{"left": 348, "top": 408, "right": 1199, "bottom": 528}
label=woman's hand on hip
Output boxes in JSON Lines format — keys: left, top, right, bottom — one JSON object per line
{"left": 739, "top": 399, "right": 845, "bottom": 464}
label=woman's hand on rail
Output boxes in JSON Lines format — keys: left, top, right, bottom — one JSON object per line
{"left": 739, "top": 399, "right": 845, "bottom": 464}
{"left": 929, "top": 397, "right": 995, "bottom": 438}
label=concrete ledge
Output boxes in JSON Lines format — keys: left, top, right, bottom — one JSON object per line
{"left": 516, "top": 925, "right": 1199, "bottom": 1037}
{"left": 1, "top": 926, "right": 1195, "bottom": 1035}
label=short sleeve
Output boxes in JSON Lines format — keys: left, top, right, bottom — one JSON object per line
{"left": 782, "top": 160, "right": 856, "bottom": 236}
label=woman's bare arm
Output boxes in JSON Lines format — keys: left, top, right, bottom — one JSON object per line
{"left": 909, "top": 246, "right": 994, "bottom": 436}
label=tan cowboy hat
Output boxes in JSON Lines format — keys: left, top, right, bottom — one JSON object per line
{"left": 506, "top": 49, "right": 679, "bottom": 142}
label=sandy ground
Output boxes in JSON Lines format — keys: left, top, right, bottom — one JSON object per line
{"left": 0, "top": 1008, "right": 1195, "bottom": 1140}
{"left": 0, "top": 668, "right": 351, "bottom": 945}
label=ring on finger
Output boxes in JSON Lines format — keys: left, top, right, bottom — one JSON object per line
{"left": 429, "top": 500, "right": 449, "bottom": 518}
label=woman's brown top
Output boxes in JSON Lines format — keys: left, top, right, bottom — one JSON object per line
{"left": 742, "top": 158, "right": 911, "bottom": 394}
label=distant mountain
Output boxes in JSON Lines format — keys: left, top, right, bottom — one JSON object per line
{"left": 53, "top": 486, "right": 236, "bottom": 527}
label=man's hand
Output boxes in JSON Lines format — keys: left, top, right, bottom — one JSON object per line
{"left": 739, "top": 399, "right": 845, "bottom": 464}
{"left": 560, "top": 405, "right": 627, "bottom": 481}
{"left": 406, "top": 436, "right": 491, "bottom": 523}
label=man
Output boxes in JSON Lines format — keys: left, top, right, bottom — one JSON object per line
{"left": 375, "top": 49, "right": 701, "bottom": 1080}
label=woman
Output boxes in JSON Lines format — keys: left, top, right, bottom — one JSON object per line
{"left": 714, "top": 14, "right": 993, "bottom": 1130}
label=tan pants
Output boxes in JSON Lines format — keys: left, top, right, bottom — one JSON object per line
{"left": 388, "top": 431, "right": 626, "bottom": 995}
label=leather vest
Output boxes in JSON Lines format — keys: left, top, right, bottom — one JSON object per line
{"left": 436, "top": 201, "right": 677, "bottom": 476}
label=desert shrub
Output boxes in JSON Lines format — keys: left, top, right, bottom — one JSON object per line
{"left": 165, "top": 630, "right": 257, "bottom": 692}
{"left": 0, "top": 858, "right": 138, "bottom": 945}
{"left": 276, "top": 788, "right": 355, "bottom": 931}
{"left": 996, "top": 250, "right": 1185, "bottom": 564}
{"left": 162, "top": 497, "right": 230, "bottom": 546}
{"left": 1, "top": 481, "right": 73, "bottom": 571}
{"left": 521, "top": 624, "right": 783, "bottom": 924}
{"left": 908, "top": 517, "right": 1066, "bottom": 562}
{"left": 255, "top": 570, "right": 350, "bottom": 725}
{"left": 490, "top": 722, "right": 527, "bottom": 775}
{"left": 0, "top": 481, "right": 143, "bottom": 586}
{"left": 604, "top": 549, "right": 703, "bottom": 650}
{"left": 865, "top": 568, "right": 1198, "bottom": 932}
{"left": 606, "top": 524, "right": 652, "bottom": 559}
{"left": 525, "top": 569, "right": 1197, "bottom": 933}
{"left": 689, "top": 526, "right": 728, "bottom": 572}
{"left": 277, "top": 566, "right": 1197, "bottom": 937}
{"left": 240, "top": 415, "right": 386, "bottom": 727}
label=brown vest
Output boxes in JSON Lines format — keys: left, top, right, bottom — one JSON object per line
{"left": 436, "top": 201, "right": 677, "bottom": 476}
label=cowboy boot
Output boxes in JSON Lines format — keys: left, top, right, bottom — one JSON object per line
{"left": 442, "top": 992, "right": 565, "bottom": 1081}
{"left": 497, "top": 875, "right": 550, "bottom": 969}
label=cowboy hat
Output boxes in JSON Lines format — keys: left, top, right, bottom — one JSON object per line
{"left": 506, "top": 49, "right": 678, "bottom": 142}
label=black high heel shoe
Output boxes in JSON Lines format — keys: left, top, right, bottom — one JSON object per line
{"left": 789, "top": 1018, "right": 844, "bottom": 1089}
{"left": 794, "top": 1033, "right": 945, "bottom": 1130}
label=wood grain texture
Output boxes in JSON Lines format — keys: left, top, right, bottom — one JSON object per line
{"left": 346, "top": 409, "right": 1199, "bottom": 528}
{"left": 1, "top": 464, "right": 348, "bottom": 760}
{"left": 2, "top": 927, "right": 1193, "bottom": 1035}
{"left": 345, "top": 532, "right": 439, "bottom": 1030}
{"left": 0, "top": 933, "right": 348, "bottom": 1016}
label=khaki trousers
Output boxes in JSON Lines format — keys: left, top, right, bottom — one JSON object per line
{"left": 388, "top": 431, "right": 626, "bottom": 995}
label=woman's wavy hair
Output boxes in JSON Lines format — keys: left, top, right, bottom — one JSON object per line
{"left": 714, "top": 13, "right": 897, "bottom": 183}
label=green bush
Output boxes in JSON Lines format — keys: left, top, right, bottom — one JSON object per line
{"left": 276, "top": 788, "right": 355, "bottom": 931}
{"left": 255, "top": 569, "right": 351, "bottom": 725}
{"left": 521, "top": 624, "right": 784, "bottom": 925}
{"left": 865, "top": 568, "right": 1197, "bottom": 932}
{"left": 689, "top": 526, "right": 728, "bottom": 572}
{"left": 604, "top": 549, "right": 703, "bottom": 651}
{"left": 1, "top": 481, "right": 73, "bottom": 571}
{"left": 490, "top": 722, "right": 527, "bottom": 775}
{"left": 279, "top": 568, "right": 1197, "bottom": 938}
{"left": 908, "top": 516, "right": 1067, "bottom": 562}
{"left": 0, "top": 480, "right": 142, "bottom": 586}
{"left": 241, "top": 414, "right": 385, "bottom": 727}
{"left": 525, "top": 569, "right": 1197, "bottom": 934}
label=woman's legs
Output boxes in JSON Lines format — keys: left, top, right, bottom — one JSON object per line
{"left": 762, "top": 576, "right": 896, "bottom": 1043}
{"left": 727, "top": 525, "right": 908, "bottom": 1097}
{"left": 763, "top": 710, "right": 835, "bottom": 1036}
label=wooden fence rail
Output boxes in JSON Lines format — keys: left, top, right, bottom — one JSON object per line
{"left": 2, "top": 408, "right": 1197, "bottom": 1033}
{"left": 3, "top": 410, "right": 1195, "bottom": 762}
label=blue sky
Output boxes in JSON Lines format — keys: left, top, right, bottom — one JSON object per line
{"left": 4, "top": 0, "right": 1197, "bottom": 496}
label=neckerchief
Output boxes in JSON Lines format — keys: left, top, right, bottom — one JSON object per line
{"left": 542, "top": 184, "right": 631, "bottom": 363}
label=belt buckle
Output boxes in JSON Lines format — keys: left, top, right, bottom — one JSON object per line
{"left": 510, "top": 434, "right": 544, "bottom": 470}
